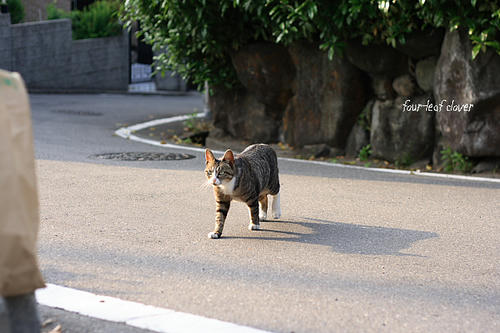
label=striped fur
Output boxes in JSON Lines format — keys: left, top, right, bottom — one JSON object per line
{"left": 205, "top": 144, "right": 281, "bottom": 239}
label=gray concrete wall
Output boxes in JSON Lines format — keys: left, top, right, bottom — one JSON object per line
{"left": 0, "top": 14, "right": 12, "bottom": 71}
{"left": 11, "top": 19, "right": 72, "bottom": 89}
{"left": 70, "top": 32, "right": 129, "bottom": 91}
{"left": 0, "top": 15, "right": 129, "bottom": 92}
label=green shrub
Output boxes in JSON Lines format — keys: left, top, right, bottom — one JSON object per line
{"left": 47, "top": 0, "right": 121, "bottom": 40}
{"left": 7, "top": 0, "right": 24, "bottom": 24}
{"left": 441, "top": 147, "right": 474, "bottom": 173}
{"left": 72, "top": 0, "right": 121, "bottom": 40}
{"left": 47, "top": 3, "right": 71, "bottom": 20}
{"left": 121, "top": 0, "right": 500, "bottom": 91}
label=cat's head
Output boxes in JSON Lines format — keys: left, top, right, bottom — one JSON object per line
{"left": 205, "top": 149, "right": 235, "bottom": 186}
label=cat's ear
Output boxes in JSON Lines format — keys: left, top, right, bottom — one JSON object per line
{"left": 222, "top": 149, "right": 234, "bottom": 166}
{"left": 205, "top": 149, "right": 215, "bottom": 164}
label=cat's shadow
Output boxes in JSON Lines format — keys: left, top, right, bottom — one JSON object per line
{"left": 225, "top": 217, "right": 438, "bottom": 257}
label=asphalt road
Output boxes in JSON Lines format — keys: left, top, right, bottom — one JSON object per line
{"left": 31, "top": 93, "right": 500, "bottom": 332}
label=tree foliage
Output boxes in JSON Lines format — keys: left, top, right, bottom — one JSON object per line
{"left": 121, "top": 0, "right": 500, "bottom": 91}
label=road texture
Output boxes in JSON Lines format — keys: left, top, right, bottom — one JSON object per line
{"left": 30, "top": 93, "right": 500, "bottom": 332}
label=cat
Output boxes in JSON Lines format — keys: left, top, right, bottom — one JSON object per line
{"left": 204, "top": 144, "right": 281, "bottom": 239}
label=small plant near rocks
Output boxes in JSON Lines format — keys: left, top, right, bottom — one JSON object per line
{"left": 179, "top": 112, "right": 210, "bottom": 145}
{"left": 357, "top": 104, "right": 372, "bottom": 132}
{"left": 359, "top": 144, "right": 372, "bottom": 162}
{"left": 183, "top": 112, "right": 201, "bottom": 133}
{"left": 441, "top": 147, "right": 474, "bottom": 173}
{"left": 395, "top": 153, "right": 413, "bottom": 168}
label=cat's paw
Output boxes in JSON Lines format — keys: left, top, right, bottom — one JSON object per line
{"left": 207, "top": 232, "right": 221, "bottom": 239}
{"left": 248, "top": 223, "right": 261, "bottom": 231}
{"left": 272, "top": 211, "right": 281, "bottom": 219}
{"left": 259, "top": 211, "right": 267, "bottom": 221}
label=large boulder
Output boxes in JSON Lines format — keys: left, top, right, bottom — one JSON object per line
{"left": 371, "top": 76, "right": 395, "bottom": 101}
{"left": 209, "top": 42, "right": 296, "bottom": 143}
{"left": 209, "top": 87, "right": 279, "bottom": 143}
{"left": 231, "top": 42, "right": 295, "bottom": 112}
{"left": 392, "top": 74, "right": 416, "bottom": 97}
{"left": 434, "top": 28, "right": 500, "bottom": 157}
{"left": 283, "top": 41, "right": 370, "bottom": 148}
{"left": 345, "top": 39, "right": 408, "bottom": 78}
{"left": 415, "top": 56, "right": 437, "bottom": 92}
{"left": 396, "top": 28, "right": 444, "bottom": 60}
{"left": 370, "top": 95, "right": 435, "bottom": 162}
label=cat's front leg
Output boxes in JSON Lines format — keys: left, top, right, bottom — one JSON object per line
{"left": 247, "top": 199, "right": 260, "bottom": 231}
{"left": 208, "top": 199, "right": 230, "bottom": 239}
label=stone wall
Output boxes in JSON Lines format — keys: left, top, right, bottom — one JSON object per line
{"left": 70, "top": 34, "right": 129, "bottom": 91}
{"left": 11, "top": 19, "right": 72, "bottom": 90}
{"left": 208, "top": 29, "right": 500, "bottom": 167}
{"left": 0, "top": 15, "right": 11, "bottom": 71}
{"left": 0, "top": 14, "right": 129, "bottom": 92}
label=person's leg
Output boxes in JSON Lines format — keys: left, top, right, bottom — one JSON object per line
{"left": 0, "top": 297, "right": 12, "bottom": 333}
{"left": 5, "top": 292, "right": 40, "bottom": 333}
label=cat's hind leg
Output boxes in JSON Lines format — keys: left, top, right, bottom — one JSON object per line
{"left": 258, "top": 194, "right": 268, "bottom": 221}
{"left": 271, "top": 192, "right": 281, "bottom": 219}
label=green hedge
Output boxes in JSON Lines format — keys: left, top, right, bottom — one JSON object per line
{"left": 121, "top": 0, "right": 500, "bottom": 91}
{"left": 47, "top": 0, "right": 121, "bottom": 40}
{"left": 7, "top": 0, "right": 24, "bottom": 24}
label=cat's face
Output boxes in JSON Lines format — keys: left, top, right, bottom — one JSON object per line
{"left": 205, "top": 149, "right": 235, "bottom": 186}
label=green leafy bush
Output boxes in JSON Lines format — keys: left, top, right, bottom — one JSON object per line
{"left": 441, "top": 147, "right": 474, "bottom": 173}
{"left": 47, "top": 3, "right": 71, "bottom": 20}
{"left": 72, "top": 0, "right": 121, "bottom": 39}
{"left": 47, "top": 0, "right": 121, "bottom": 40}
{"left": 7, "top": 0, "right": 24, "bottom": 24}
{"left": 121, "top": 0, "right": 500, "bottom": 91}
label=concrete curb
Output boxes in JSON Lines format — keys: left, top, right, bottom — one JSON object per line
{"left": 36, "top": 284, "right": 271, "bottom": 333}
{"left": 115, "top": 115, "right": 500, "bottom": 184}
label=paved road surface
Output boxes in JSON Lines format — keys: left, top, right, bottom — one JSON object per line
{"left": 30, "top": 93, "right": 500, "bottom": 332}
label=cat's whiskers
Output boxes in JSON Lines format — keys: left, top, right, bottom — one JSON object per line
{"left": 199, "top": 180, "right": 213, "bottom": 190}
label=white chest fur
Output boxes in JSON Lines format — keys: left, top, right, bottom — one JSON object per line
{"left": 218, "top": 177, "right": 236, "bottom": 196}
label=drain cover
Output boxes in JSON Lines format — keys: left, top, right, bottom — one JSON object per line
{"left": 52, "top": 109, "right": 103, "bottom": 116}
{"left": 91, "top": 152, "right": 195, "bottom": 161}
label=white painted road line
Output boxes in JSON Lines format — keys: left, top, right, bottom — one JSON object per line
{"left": 36, "top": 284, "right": 271, "bottom": 333}
{"left": 114, "top": 115, "right": 500, "bottom": 184}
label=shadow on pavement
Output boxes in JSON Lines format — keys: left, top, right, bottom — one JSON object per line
{"left": 226, "top": 217, "right": 438, "bottom": 256}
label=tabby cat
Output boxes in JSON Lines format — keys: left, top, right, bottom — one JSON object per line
{"left": 204, "top": 144, "right": 281, "bottom": 239}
